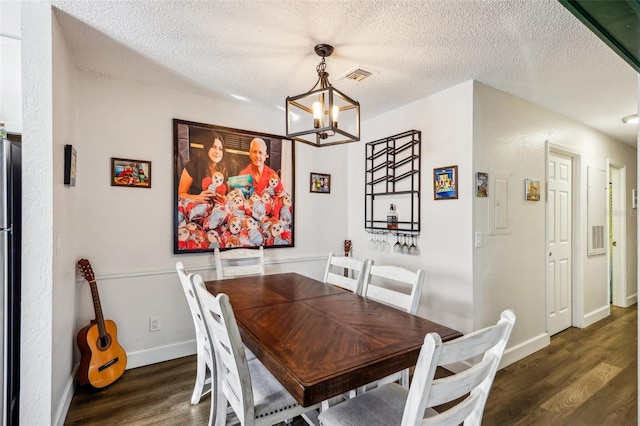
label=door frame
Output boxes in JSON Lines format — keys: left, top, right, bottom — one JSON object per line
{"left": 546, "top": 142, "right": 583, "bottom": 329}
{"left": 607, "top": 159, "right": 627, "bottom": 307}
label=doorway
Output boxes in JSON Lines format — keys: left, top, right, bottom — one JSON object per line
{"left": 547, "top": 150, "right": 574, "bottom": 335}
{"left": 608, "top": 161, "right": 627, "bottom": 307}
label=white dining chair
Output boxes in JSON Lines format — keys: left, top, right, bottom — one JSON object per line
{"left": 323, "top": 252, "right": 371, "bottom": 295}
{"left": 361, "top": 264, "right": 425, "bottom": 389}
{"left": 318, "top": 309, "right": 516, "bottom": 426}
{"left": 176, "top": 261, "right": 214, "bottom": 404}
{"left": 193, "top": 273, "right": 322, "bottom": 426}
{"left": 214, "top": 246, "right": 265, "bottom": 280}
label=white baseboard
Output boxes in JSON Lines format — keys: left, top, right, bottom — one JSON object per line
{"left": 443, "top": 332, "right": 550, "bottom": 374}
{"left": 54, "top": 364, "right": 78, "bottom": 426}
{"left": 626, "top": 293, "right": 637, "bottom": 307}
{"left": 499, "top": 332, "right": 550, "bottom": 369}
{"left": 583, "top": 305, "right": 610, "bottom": 328}
{"left": 126, "top": 339, "right": 197, "bottom": 369}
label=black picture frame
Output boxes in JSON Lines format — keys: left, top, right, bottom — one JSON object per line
{"left": 433, "top": 165, "right": 458, "bottom": 200}
{"left": 310, "top": 172, "right": 331, "bottom": 193}
{"left": 173, "top": 119, "right": 295, "bottom": 254}
{"left": 111, "top": 157, "right": 152, "bottom": 188}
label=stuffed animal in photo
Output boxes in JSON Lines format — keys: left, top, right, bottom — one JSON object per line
{"left": 243, "top": 216, "right": 263, "bottom": 246}
{"left": 265, "top": 173, "right": 284, "bottom": 197}
{"left": 202, "top": 171, "right": 227, "bottom": 196}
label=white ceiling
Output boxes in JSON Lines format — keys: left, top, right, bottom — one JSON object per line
{"left": 37, "top": 1, "right": 640, "bottom": 146}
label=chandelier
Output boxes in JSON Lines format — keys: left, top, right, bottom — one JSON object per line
{"left": 286, "top": 44, "right": 360, "bottom": 147}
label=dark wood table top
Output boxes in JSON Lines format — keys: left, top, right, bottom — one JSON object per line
{"left": 205, "top": 272, "right": 462, "bottom": 407}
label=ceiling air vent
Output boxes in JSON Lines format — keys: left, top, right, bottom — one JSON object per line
{"left": 339, "top": 67, "right": 374, "bottom": 82}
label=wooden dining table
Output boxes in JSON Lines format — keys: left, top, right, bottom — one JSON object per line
{"left": 205, "top": 272, "right": 462, "bottom": 407}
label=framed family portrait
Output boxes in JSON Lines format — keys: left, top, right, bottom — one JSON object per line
{"left": 173, "top": 119, "right": 295, "bottom": 254}
{"left": 111, "top": 157, "right": 151, "bottom": 188}
{"left": 310, "top": 172, "right": 330, "bottom": 193}
{"left": 434, "top": 165, "right": 458, "bottom": 200}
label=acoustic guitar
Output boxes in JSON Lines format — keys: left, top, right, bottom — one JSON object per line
{"left": 343, "top": 240, "right": 352, "bottom": 277}
{"left": 76, "top": 259, "right": 127, "bottom": 388}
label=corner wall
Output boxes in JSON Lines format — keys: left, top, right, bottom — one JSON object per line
{"left": 51, "top": 8, "right": 81, "bottom": 424}
{"left": 21, "top": 3, "right": 54, "bottom": 425}
{"left": 347, "top": 81, "right": 476, "bottom": 334}
{"left": 472, "top": 81, "right": 637, "bottom": 362}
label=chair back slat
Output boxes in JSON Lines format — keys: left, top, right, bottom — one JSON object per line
{"left": 323, "top": 253, "right": 370, "bottom": 295}
{"left": 194, "top": 274, "right": 255, "bottom": 425}
{"left": 438, "top": 320, "right": 507, "bottom": 365}
{"left": 402, "top": 309, "right": 516, "bottom": 426}
{"left": 215, "top": 247, "right": 265, "bottom": 280}
{"left": 363, "top": 265, "right": 425, "bottom": 314}
{"left": 426, "top": 354, "right": 496, "bottom": 407}
{"left": 422, "top": 390, "right": 483, "bottom": 426}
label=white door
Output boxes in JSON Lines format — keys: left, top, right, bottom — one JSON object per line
{"left": 548, "top": 152, "right": 572, "bottom": 335}
{"left": 609, "top": 164, "right": 626, "bottom": 306}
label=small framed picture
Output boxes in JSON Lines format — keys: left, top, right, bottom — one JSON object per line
{"left": 476, "top": 172, "right": 488, "bottom": 197}
{"left": 434, "top": 165, "right": 458, "bottom": 200}
{"left": 64, "top": 144, "right": 77, "bottom": 187}
{"left": 310, "top": 172, "right": 331, "bottom": 193}
{"left": 525, "top": 178, "right": 540, "bottom": 201}
{"left": 111, "top": 157, "right": 152, "bottom": 188}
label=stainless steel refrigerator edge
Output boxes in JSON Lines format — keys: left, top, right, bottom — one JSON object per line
{"left": 0, "top": 136, "right": 20, "bottom": 426}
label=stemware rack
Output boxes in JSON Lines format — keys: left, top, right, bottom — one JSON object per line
{"left": 364, "top": 130, "right": 421, "bottom": 236}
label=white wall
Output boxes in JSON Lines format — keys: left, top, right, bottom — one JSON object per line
{"left": 72, "top": 71, "right": 350, "bottom": 371}
{"left": 51, "top": 9, "right": 81, "bottom": 424}
{"left": 21, "top": 3, "right": 54, "bottom": 425}
{"left": 347, "top": 81, "right": 476, "bottom": 334}
{"left": 346, "top": 79, "right": 637, "bottom": 370}
{"left": 472, "top": 81, "right": 636, "bottom": 360}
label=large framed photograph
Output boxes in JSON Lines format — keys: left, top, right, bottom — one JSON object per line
{"left": 310, "top": 172, "right": 330, "bottom": 193}
{"left": 433, "top": 165, "right": 458, "bottom": 200}
{"left": 111, "top": 157, "right": 151, "bottom": 188}
{"left": 173, "top": 119, "right": 295, "bottom": 253}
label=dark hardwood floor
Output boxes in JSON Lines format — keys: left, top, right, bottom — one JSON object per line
{"left": 64, "top": 304, "right": 637, "bottom": 425}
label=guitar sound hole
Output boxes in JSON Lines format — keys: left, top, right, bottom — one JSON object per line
{"left": 97, "top": 334, "right": 111, "bottom": 351}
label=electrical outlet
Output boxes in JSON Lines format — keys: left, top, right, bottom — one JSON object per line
{"left": 149, "top": 315, "right": 161, "bottom": 332}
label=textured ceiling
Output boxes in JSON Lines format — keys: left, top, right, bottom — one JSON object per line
{"left": 50, "top": 0, "right": 639, "bottom": 146}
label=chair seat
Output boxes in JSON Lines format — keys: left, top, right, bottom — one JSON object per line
{"left": 248, "top": 357, "right": 300, "bottom": 419}
{"left": 318, "top": 383, "right": 407, "bottom": 426}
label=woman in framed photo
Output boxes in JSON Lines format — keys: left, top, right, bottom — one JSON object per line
{"left": 177, "top": 131, "right": 228, "bottom": 203}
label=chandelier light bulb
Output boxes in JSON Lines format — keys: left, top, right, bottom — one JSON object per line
{"left": 332, "top": 105, "right": 340, "bottom": 127}
{"left": 312, "top": 101, "right": 323, "bottom": 128}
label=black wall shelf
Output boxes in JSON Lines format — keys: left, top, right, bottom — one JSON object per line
{"left": 365, "top": 130, "right": 421, "bottom": 234}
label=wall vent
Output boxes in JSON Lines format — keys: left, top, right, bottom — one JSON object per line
{"left": 339, "top": 67, "right": 374, "bottom": 82}
{"left": 591, "top": 225, "right": 605, "bottom": 251}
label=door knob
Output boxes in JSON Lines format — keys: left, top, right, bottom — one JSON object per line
{"left": 549, "top": 252, "right": 552, "bottom": 257}
{"left": 612, "top": 241, "right": 617, "bottom": 247}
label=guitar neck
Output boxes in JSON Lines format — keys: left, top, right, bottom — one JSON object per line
{"left": 88, "top": 280, "right": 107, "bottom": 338}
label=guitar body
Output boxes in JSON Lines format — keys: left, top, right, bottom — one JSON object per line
{"left": 76, "top": 258, "right": 127, "bottom": 388}
{"left": 77, "top": 319, "right": 127, "bottom": 388}
{"left": 77, "top": 320, "right": 127, "bottom": 388}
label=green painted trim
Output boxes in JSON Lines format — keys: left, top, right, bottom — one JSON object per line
{"left": 558, "top": 0, "right": 640, "bottom": 73}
